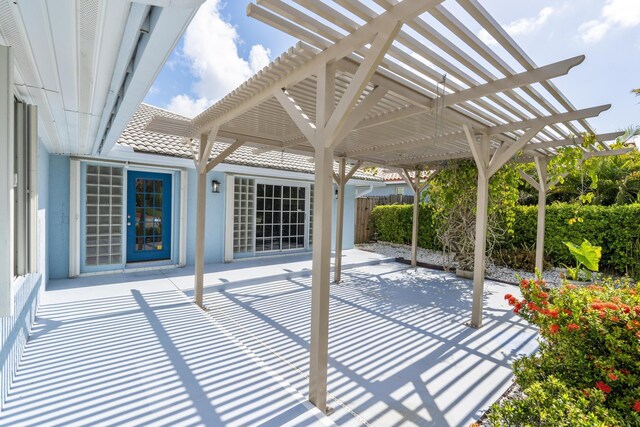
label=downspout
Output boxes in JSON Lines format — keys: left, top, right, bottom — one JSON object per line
{"left": 356, "top": 184, "right": 374, "bottom": 198}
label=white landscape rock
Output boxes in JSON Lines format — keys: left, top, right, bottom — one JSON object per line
{"left": 357, "top": 241, "right": 564, "bottom": 285}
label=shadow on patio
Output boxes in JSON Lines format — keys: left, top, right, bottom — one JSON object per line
{"left": 204, "top": 262, "right": 538, "bottom": 426}
{"left": 0, "top": 274, "right": 329, "bottom": 427}
{"left": 0, "top": 251, "right": 538, "bottom": 426}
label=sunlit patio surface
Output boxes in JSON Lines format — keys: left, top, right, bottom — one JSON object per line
{"left": 0, "top": 250, "right": 538, "bottom": 427}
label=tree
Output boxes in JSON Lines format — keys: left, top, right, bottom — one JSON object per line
{"left": 426, "top": 160, "right": 519, "bottom": 270}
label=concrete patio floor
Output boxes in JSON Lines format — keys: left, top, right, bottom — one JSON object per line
{"left": 0, "top": 250, "right": 538, "bottom": 426}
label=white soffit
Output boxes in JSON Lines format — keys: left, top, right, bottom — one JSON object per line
{"left": 0, "top": 0, "right": 203, "bottom": 156}
{"left": 147, "top": 0, "right": 621, "bottom": 170}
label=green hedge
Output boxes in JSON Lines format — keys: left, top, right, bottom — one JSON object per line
{"left": 511, "top": 204, "right": 640, "bottom": 278}
{"left": 369, "top": 204, "right": 439, "bottom": 250}
{"left": 369, "top": 203, "right": 640, "bottom": 277}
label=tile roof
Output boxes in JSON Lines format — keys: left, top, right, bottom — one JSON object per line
{"left": 118, "top": 103, "right": 381, "bottom": 181}
{"left": 382, "top": 170, "right": 432, "bottom": 182}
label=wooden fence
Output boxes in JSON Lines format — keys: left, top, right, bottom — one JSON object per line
{"left": 354, "top": 195, "right": 414, "bottom": 243}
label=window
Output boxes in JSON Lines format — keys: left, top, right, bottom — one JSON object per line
{"left": 85, "top": 165, "right": 123, "bottom": 266}
{"left": 13, "top": 100, "right": 38, "bottom": 277}
{"left": 233, "top": 177, "right": 255, "bottom": 255}
{"left": 395, "top": 185, "right": 405, "bottom": 196}
{"left": 256, "top": 184, "right": 306, "bottom": 252}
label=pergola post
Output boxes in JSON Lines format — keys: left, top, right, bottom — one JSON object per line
{"left": 194, "top": 133, "right": 210, "bottom": 308}
{"left": 334, "top": 158, "right": 347, "bottom": 283}
{"left": 534, "top": 157, "right": 548, "bottom": 273}
{"left": 465, "top": 124, "right": 543, "bottom": 327}
{"left": 470, "top": 133, "right": 490, "bottom": 328}
{"left": 400, "top": 168, "right": 436, "bottom": 268}
{"left": 333, "top": 158, "right": 362, "bottom": 283}
{"left": 309, "top": 144, "right": 334, "bottom": 409}
{"left": 274, "top": 19, "right": 401, "bottom": 409}
{"left": 192, "top": 126, "right": 244, "bottom": 308}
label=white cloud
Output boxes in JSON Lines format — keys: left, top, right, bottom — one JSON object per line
{"left": 478, "top": 6, "right": 555, "bottom": 45}
{"left": 579, "top": 20, "right": 610, "bottom": 43}
{"left": 505, "top": 6, "right": 555, "bottom": 36}
{"left": 165, "top": 95, "right": 211, "bottom": 119}
{"left": 248, "top": 45, "right": 271, "bottom": 73}
{"left": 579, "top": 0, "right": 640, "bottom": 43}
{"left": 164, "top": 0, "right": 271, "bottom": 117}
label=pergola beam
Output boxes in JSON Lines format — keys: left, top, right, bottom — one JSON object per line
{"left": 350, "top": 105, "right": 609, "bottom": 159}
{"left": 274, "top": 89, "right": 316, "bottom": 142}
{"left": 197, "top": 0, "right": 446, "bottom": 134}
{"left": 489, "top": 104, "right": 610, "bottom": 135}
{"left": 523, "top": 131, "right": 624, "bottom": 153}
{"left": 439, "top": 55, "right": 585, "bottom": 109}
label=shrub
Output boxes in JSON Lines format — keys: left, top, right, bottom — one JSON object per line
{"left": 369, "top": 204, "right": 439, "bottom": 250}
{"left": 511, "top": 204, "right": 640, "bottom": 278}
{"left": 368, "top": 202, "right": 640, "bottom": 278}
{"left": 490, "top": 277, "right": 640, "bottom": 426}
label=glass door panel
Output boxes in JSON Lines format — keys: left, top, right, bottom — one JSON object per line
{"left": 126, "top": 171, "right": 172, "bottom": 262}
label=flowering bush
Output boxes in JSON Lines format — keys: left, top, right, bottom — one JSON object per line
{"left": 489, "top": 276, "right": 640, "bottom": 426}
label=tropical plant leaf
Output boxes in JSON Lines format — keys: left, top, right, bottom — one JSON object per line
{"left": 564, "top": 240, "right": 601, "bottom": 272}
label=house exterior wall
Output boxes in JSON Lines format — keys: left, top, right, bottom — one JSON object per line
{"left": 366, "top": 182, "right": 410, "bottom": 197}
{"left": 1, "top": 142, "right": 49, "bottom": 410}
{"left": 47, "top": 157, "right": 358, "bottom": 277}
{"left": 48, "top": 155, "right": 70, "bottom": 279}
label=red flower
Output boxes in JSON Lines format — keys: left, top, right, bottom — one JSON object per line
{"left": 564, "top": 309, "right": 572, "bottom": 316}
{"left": 513, "top": 303, "right": 522, "bottom": 314}
{"left": 633, "top": 401, "right": 640, "bottom": 413}
{"left": 504, "top": 294, "right": 513, "bottom": 300}
{"left": 620, "top": 369, "right": 630, "bottom": 376}
{"left": 567, "top": 323, "right": 580, "bottom": 331}
{"left": 607, "top": 373, "right": 618, "bottom": 381}
{"left": 539, "top": 291, "right": 549, "bottom": 299}
{"left": 548, "top": 309, "right": 559, "bottom": 318}
{"left": 595, "top": 381, "right": 612, "bottom": 394}
{"left": 548, "top": 324, "right": 560, "bottom": 334}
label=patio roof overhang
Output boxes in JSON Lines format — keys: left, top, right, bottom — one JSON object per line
{"left": 145, "top": 0, "right": 626, "bottom": 413}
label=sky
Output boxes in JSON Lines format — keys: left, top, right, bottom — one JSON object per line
{"left": 143, "top": 0, "right": 640, "bottom": 138}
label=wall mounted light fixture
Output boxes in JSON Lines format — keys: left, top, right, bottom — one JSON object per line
{"left": 211, "top": 180, "right": 220, "bottom": 193}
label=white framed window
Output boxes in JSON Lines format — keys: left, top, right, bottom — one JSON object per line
{"left": 13, "top": 101, "right": 38, "bottom": 276}
{"left": 226, "top": 175, "right": 312, "bottom": 260}
{"left": 1, "top": 45, "right": 38, "bottom": 317}
{"left": 395, "top": 185, "right": 405, "bottom": 196}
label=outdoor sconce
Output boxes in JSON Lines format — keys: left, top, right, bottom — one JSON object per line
{"left": 211, "top": 180, "right": 220, "bottom": 193}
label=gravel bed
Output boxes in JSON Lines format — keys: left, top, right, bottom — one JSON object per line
{"left": 357, "top": 241, "right": 565, "bottom": 285}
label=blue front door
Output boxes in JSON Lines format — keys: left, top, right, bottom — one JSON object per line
{"left": 127, "top": 171, "right": 172, "bottom": 262}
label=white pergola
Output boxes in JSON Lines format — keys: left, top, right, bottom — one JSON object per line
{"left": 147, "top": 0, "right": 626, "bottom": 412}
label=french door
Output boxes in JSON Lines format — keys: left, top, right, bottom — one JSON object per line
{"left": 126, "top": 171, "right": 172, "bottom": 262}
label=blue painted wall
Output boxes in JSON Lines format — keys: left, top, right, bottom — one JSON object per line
{"left": 47, "top": 159, "right": 359, "bottom": 274}
{"left": 185, "top": 169, "right": 227, "bottom": 265}
{"left": 331, "top": 184, "right": 356, "bottom": 250}
{"left": 1, "top": 141, "right": 50, "bottom": 410}
{"left": 47, "top": 155, "right": 70, "bottom": 279}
